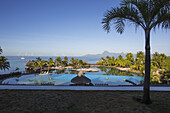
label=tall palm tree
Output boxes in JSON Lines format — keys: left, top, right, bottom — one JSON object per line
{"left": 0, "top": 47, "right": 2, "bottom": 55}
{"left": 37, "top": 60, "right": 47, "bottom": 74}
{"left": 36, "top": 57, "right": 42, "bottom": 62}
{"left": 63, "top": 56, "right": 68, "bottom": 66}
{"left": 102, "top": 0, "right": 169, "bottom": 104}
{"left": 0, "top": 56, "right": 10, "bottom": 70}
{"left": 55, "top": 57, "right": 62, "bottom": 66}
{"left": 126, "top": 53, "right": 134, "bottom": 64}
{"left": 0, "top": 47, "right": 10, "bottom": 70}
{"left": 29, "top": 60, "right": 39, "bottom": 73}
{"left": 70, "top": 57, "right": 75, "bottom": 66}
{"left": 47, "top": 58, "right": 55, "bottom": 73}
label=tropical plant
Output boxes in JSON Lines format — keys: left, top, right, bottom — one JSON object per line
{"left": 102, "top": 0, "right": 169, "bottom": 104}
{"left": 69, "top": 57, "right": 75, "bottom": 66}
{"left": 0, "top": 47, "right": 10, "bottom": 71}
{"left": 118, "top": 55, "right": 123, "bottom": 60}
{"left": 47, "top": 58, "right": 55, "bottom": 73}
{"left": 126, "top": 53, "right": 134, "bottom": 64}
{"left": 162, "top": 56, "right": 170, "bottom": 71}
{"left": 36, "top": 57, "right": 42, "bottom": 62}
{"left": 63, "top": 56, "right": 68, "bottom": 66}
{"left": 29, "top": 60, "right": 39, "bottom": 71}
{"left": 136, "top": 51, "right": 145, "bottom": 63}
{"left": 78, "top": 59, "right": 84, "bottom": 68}
{"left": 55, "top": 57, "right": 62, "bottom": 66}
{"left": 37, "top": 60, "right": 47, "bottom": 74}
{"left": 0, "top": 47, "right": 2, "bottom": 55}
{"left": 0, "top": 56, "right": 10, "bottom": 70}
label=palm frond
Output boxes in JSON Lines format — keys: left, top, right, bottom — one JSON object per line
{"left": 102, "top": 6, "right": 144, "bottom": 34}
{"left": 114, "top": 18, "right": 125, "bottom": 34}
{"left": 102, "top": 0, "right": 170, "bottom": 33}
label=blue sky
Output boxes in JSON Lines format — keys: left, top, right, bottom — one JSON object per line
{"left": 0, "top": 0, "right": 169, "bottom": 56}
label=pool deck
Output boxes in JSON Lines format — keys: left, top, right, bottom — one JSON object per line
{"left": 0, "top": 85, "right": 170, "bottom": 91}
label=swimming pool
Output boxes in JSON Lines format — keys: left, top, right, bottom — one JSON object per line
{"left": 2, "top": 73, "right": 143, "bottom": 86}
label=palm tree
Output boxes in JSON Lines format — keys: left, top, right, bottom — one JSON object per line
{"left": 102, "top": 0, "right": 169, "bottom": 104}
{"left": 70, "top": 57, "right": 75, "bottom": 66}
{"left": 29, "top": 60, "right": 39, "bottom": 72}
{"left": 0, "top": 56, "right": 10, "bottom": 70}
{"left": 105, "top": 56, "right": 111, "bottom": 66}
{"left": 55, "top": 57, "right": 62, "bottom": 66}
{"left": 36, "top": 57, "right": 42, "bottom": 62}
{"left": 136, "top": 51, "right": 145, "bottom": 63}
{"left": 63, "top": 56, "right": 68, "bottom": 65}
{"left": 37, "top": 60, "right": 47, "bottom": 74}
{"left": 126, "top": 53, "right": 134, "bottom": 64}
{"left": 0, "top": 47, "right": 2, "bottom": 55}
{"left": 118, "top": 55, "right": 123, "bottom": 60}
{"left": 47, "top": 58, "right": 55, "bottom": 73}
{"left": 0, "top": 48, "right": 10, "bottom": 71}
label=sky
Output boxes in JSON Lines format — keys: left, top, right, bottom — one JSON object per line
{"left": 0, "top": 0, "right": 169, "bottom": 56}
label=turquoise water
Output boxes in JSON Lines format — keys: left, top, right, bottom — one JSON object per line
{"left": 2, "top": 73, "right": 143, "bottom": 85}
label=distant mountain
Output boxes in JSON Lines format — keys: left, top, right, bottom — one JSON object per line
{"left": 83, "top": 51, "right": 126, "bottom": 58}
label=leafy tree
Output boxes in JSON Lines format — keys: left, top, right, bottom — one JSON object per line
{"left": 37, "top": 60, "right": 47, "bottom": 74}
{"left": 152, "top": 52, "right": 167, "bottom": 69}
{"left": 0, "top": 47, "right": 10, "bottom": 71}
{"left": 136, "top": 51, "right": 145, "bottom": 63}
{"left": 55, "top": 57, "right": 62, "bottom": 66}
{"left": 110, "top": 56, "right": 115, "bottom": 66}
{"left": 29, "top": 60, "right": 39, "bottom": 72}
{"left": 102, "top": 0, "right": 169, "bottom": 104}
{"left": 63, "top": 56, "right": 68, "bottom": 66}
{"left": 36, "top": 57, "right": 42, "bottom": 62}
{"left": 105, "top": 56, "right": 112, "bottom": 66}
{"left": 0, "top": 47, "right": 2, "bottom": 55}
{"left": 47, "top": 58, "right": 55, "bottom": 73}
{"left": 118, "top": 55, "right": 123, "bottom": 60}
{"left": 70, "top": 57, "right": 75, "bottom": 66}
{"left": 0, "top": 56, "right": 10, "bottom": 70}
{"left": 126, "top": 53, "right": 134, "bottom": 64}
{"left": 78, "top": 59, "right": 84, "bottom": 68}
{"left": 162, "top": 56, "right": 170, "bottom": 71}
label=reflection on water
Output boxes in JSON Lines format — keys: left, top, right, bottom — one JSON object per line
{"left": 97, "top": 67, "right": 134, "bottom": 76}
{"left": 49, "top": 67, "right": 137, "bottom": 76}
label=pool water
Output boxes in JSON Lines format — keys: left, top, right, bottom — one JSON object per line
{"left": 2, "top": 73, "right": 143, "bottom": 86}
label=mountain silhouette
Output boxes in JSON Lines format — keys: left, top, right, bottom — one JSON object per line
{"left": 83, "top": 51, "right": 126, "bottom": 57}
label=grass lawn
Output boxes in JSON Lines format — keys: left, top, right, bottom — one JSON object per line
{"left": 0, "top": 90, "right": 169, "bottom": 113}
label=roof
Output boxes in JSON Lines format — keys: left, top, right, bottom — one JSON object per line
{"left": 71, "top": 71, "right": 91, "bottom": 84}
{"left": 97, "top": 59, "right": 104, "bottom": 63}
{"left": 83, "top": 60, "right": 88, "bottom": 64}
{"left": 25, "top": 60, "right": 32, "bottom": 66}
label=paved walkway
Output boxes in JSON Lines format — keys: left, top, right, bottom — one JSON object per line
{"left": 0, "top": 85, "right": 170, "bottom": 91}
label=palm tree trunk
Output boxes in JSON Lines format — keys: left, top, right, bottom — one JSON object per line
{"left": 40, "top": 66, "right": 42, "bottom": 74}
{"left": 142, "top": 29, "right": 151, "bottom": 104}
{"left": 48, "top": 65, "right": 49, "bottom": 74}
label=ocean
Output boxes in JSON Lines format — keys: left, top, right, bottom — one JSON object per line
{"left": 0, "top": 56, "right": 100, "bottom": 74}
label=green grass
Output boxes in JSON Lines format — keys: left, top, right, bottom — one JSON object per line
{"left": 0, "top": 90, "right": 169, "bottom": 113}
